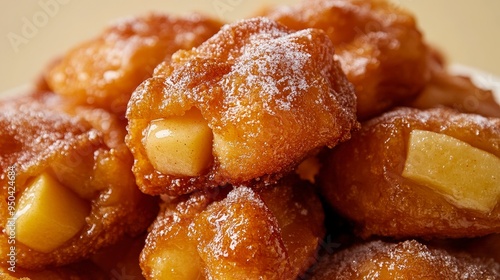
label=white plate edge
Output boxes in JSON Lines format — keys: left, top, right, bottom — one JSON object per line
{"left": 449, "top": 63, "right": 500, "bottom": 103}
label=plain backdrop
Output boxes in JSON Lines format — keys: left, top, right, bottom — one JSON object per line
{"left": 1, "top": 0, "right": 500, "bottom": 92}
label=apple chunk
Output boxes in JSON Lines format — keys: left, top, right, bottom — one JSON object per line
{"left": 14, "top": 173, "right": 90, "bottom": 253}
{"left": 402, "top": 129, "right": 500, "bottom": 213}
{"left": 145, "top": 108, "right": 213, "bottom": 177}
{"left": 148, "top": 228, "right": 202, "bottom": 279}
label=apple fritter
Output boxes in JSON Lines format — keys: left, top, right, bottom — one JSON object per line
{"left": 263, "top": 0, "right": 430, "bottom": 120}
{"left": 140, "top": 176, "right": 325, "bottom": 280}
{"left": 309, "top": 240, "right": 500, "bottom": 279}
{"left": 0, "top": 104, "right": 158, "bottom": 270}
{"left": 45, "top": 13, "right": 222, "bottom": 115}
{"left": 318, "top": 107, "right": 500, "bottom": 239}
{"left": 126, "top": 17, "right": 358, "bottom": 196}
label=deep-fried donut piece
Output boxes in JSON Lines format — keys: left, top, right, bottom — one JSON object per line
{"left": 126, "top": 17, "right": 358, "bottom": 196}
{"left": 140, "top": 176, "right": 325, "bottom": 280}
{"left": 263, "top": 0, "right": 430, "bottom": 120}
{"left": 45, "top": 13, "right": 222, "bottom": 115}
{"left": 0, "top": 104, "right": 157, "bottom": 270}
{"left": 309, "top": 240, "right": 500, "bottom": 279}
{"left": 319, "top": 107, "right": 500, "bottom": 239}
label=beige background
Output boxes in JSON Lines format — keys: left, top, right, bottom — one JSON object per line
{"left": 1, "top": 0, "right": 500, "bottom": 93}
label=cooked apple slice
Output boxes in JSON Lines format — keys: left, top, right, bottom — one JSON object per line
{"left": 146, "top": 226, "right": 202, "bottom": 279}
{"left": 402, "top": 129, "right": 500, "bottom": 213}
{"left": 14, "top": 173, "right": 90, "bottom": 253}
{"left": 144, "top": 108, "right": 213, "bottom": 177}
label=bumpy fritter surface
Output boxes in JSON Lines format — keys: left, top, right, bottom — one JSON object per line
{"left": 127, "top": 17, "right": 358, "bottom": 196}
{"left": 45, "top": 13, "right": 222, "bottom": 115}
{"left": 309, "top": 240, "right": 500, "bottom": 279}
{"left": 140, "top": 177, "right": 325, "bottom": 280}
{"left": 3, "top": 90, "right": 129, "bottom": 149}
{"left": 0, "top": 104, "right": 157, "bottom": 270}
{"left": 318, "top": 107, "right": 500, "bottom": 239}
{"left": 263, "top": 0, "right": 430, "bottom": 120}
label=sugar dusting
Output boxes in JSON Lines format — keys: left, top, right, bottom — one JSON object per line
{"left": 228, "top": 32, "right": 312, "bottom": 114}
{"left": 310, "top": 240, "right": 500, "bottom": 279}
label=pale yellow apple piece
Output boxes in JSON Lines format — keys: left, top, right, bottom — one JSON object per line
{"left": 402, "top": 129, "right": 500, "bottom": 213}
{"left": 145, "top": 108, "right": 213, "bottom": 177}
{"left": 14, "top": 173, "right": 90, "bottom": 253}
{"left": 148, "top": 233, "right": 202, "bottom": 280}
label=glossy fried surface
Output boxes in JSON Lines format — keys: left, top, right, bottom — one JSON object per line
{"left": 318, "top": 107, "right": 500, "bottom": 239}
{"left": 263, "top": 0, "right": 430, "bottom": 120}
{"left": 140, "top": 177, "right": 325, "bottom": 280}
{"left": 127, "top": 17, "right": 358, "bottom": 196}
{"left": 0, "top": 104, "right": 157, "bottom": 269}
{"left": 309, "top": 240, "right": 500, "bottom": 279}
{"left": 45, "top": 13, "right": 222, "bottom": 115}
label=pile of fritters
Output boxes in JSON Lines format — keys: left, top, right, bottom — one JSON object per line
{"left": 1, "top": 0, "right": 500, "bottom": 279}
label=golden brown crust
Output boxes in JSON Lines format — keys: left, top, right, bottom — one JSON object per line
{"left": 126, "top": 17, "right": 358, "bottom": 196}
{"left": 263, "top": 0, "right": 431, "bottom": 120}
{"left": 140, "top": 176, "right": 325, "bottom": 280}
{"left": 0, "top": 103, "right": 158, "bottom": 269}
{"left": 318, "top": 107, "right": 500, "bottom": 239}
{"left": 309, "top": 240, "right": 500, "bottom": 279}
{"left": 45, "top": 13, "right": 222, "bottom": 115}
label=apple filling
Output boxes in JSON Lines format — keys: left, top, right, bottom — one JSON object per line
{"left": 14, "top": 173, "right": 90, "bottom": 253}
{"left": 148, "top": 227, "right": 202, "bottom": 279}
{"left": 144, "top": 108, "right": 214, "bottom": 177}
{"left": 402, "top": 129, "right": 500, "bottom": 213}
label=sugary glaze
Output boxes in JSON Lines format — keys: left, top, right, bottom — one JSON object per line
{"left": 0, "top": 103, "right": 157, "bottom": 270}
{"left": 319, "top": 107, "right": 500, "bottom": 239}
{"left": 45, "top": 13, "right": 223, "bottom": 115}
{"left": 309, "top": 240, "right": 500, "bottom": 279}
{"left": 140, "top": 176, "right": 325, "bottom": 280}
{"left": 126, "top": 17, "right": 358, "bottom": 196}
{"left": 263, "top": 0, "right": 430, "bottom": 120}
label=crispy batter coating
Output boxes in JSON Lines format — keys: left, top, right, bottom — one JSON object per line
{"left": 318, "top": 107, "right": 500, "bottom": 239}
{"left": 45, "top": 13, "right": 222, "bottom": 115}
{"left": 140, "top": 177, "right": 325, "bottom": 280}
{"left": 408, "top": 48, "right": 500, "bottom": 118}
{"left": 4, "top": 90, "right": 129, "bottom": 149}
{"left": 263, "top": 0, "right": 430, "bottom": 120}
{"left": 0, "top": 103, "right": 157, "bottom": 269}
{"left": 309, "top": 240, "right": 500, "bottom": 279}
{"left": 126, "top": 17, "right": 358, "bottom": 196}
